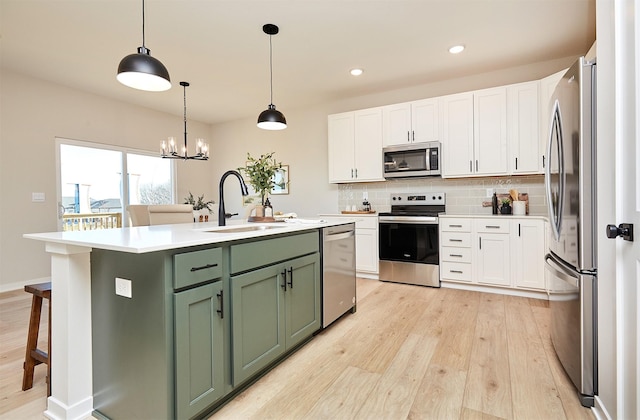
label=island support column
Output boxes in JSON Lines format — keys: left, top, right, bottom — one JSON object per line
{"left": 44, "top": 243, "right": 94, "bottom": 420}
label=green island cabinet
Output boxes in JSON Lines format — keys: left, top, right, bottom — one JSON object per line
{"left": 90, "top": 231, "right": 320, "bottom": 420}
{"left": 230, "top": 232, "right": 321, "bottom": 385}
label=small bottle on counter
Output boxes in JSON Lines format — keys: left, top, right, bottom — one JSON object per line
{"left": 492, "top": 192, "right": 499, "bottom": 215}
{"left": 264, "top": 198, "right": 274, "bottom": 218}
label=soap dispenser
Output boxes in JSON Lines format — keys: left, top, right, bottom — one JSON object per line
{"left": 264, "top": 198, "right": 274, "bottom": 218}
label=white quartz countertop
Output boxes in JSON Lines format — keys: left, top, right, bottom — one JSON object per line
{"left": 439, "top": 213, "right": 548, "bottom": 221}
{"left": 24, "top": 217, "right": 355, "bottom": 254}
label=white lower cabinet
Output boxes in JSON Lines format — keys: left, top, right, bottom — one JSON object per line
{"left": 475, "top": 219, "right": 511, "bottom": 287}
{"left": 511, "top": 218, "right": 546, "bottom": 290}
{"left": 440, "top": 216, "right": 546, "bottom": 293}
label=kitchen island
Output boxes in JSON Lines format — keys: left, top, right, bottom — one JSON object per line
{"left": 24, "top": 218, "right": 354, "bottom": 420}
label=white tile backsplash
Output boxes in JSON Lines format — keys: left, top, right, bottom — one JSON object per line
{"left": 337, "top": 175, "right": 546, "bottom": 215}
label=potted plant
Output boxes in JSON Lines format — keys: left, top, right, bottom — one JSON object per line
{"left": 238, "top": 152, "right": 284, "bottom": 206}
{"left": 500, "top": 198, "right": 512, "bottom": 215}
{"left": 184, "top": 192, "right": 215, "bottom": 221}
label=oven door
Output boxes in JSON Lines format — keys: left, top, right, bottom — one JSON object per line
{"left": 379, "top": 217, "right": 439, "bottom": 263}
{"left": 378, "top": 216, "right": 440, "bottom": 287}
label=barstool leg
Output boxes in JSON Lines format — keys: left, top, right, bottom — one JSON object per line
{"left": 22, "top": 294, "right": 43, "bottom": 391}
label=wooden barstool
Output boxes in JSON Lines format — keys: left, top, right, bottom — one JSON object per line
{"left": 22, "top": 281, "right": 51, "bottom": 396}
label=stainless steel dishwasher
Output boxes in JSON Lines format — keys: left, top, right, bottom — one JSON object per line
{"left": 322, "top": 223, "right": 356, "bottom": 327}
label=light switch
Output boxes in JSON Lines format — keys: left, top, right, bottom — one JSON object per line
{"left": 32, "top": 192, "right": 45, "bottom": 202}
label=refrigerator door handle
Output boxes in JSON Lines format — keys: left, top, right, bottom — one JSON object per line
{"left": 545, "top": 99, "right": 566, "bottom": 242}
{"left": 545, "top": 254, "right": 579, "bottom": 289}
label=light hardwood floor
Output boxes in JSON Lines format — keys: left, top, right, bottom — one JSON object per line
{"left": 1, "top": 279, "right": 594, "bottom": 420}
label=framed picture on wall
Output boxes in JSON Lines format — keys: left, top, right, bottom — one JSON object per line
{"left": 271, "top": 165, "right": 289, "bottom": 195}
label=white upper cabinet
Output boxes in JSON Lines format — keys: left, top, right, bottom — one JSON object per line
{"left": 382, "top": 98, "right": 440, "bottom": 146}
{"left": 441, "top": 88, "right": 507, "bottom": 178}
{"left": 508, "top": 81, "right": 541, "bottom": 174}
{"left": 328, "top": 107, "right": 384, "bottom": 183}
{"left": 474, "top": 87, "right": 508, "bottom": 176}
{"left": 382, "top": 103, "right": 411, "bottom": 146}
{"left": 328, "top": 112, "right": 356, "bottom": 182}
{"left": 440, "top": 92, "right": 474, "bottom": 177}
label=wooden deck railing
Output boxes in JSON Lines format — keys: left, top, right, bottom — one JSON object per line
{"left": 62, "top": 212, "right": 122, "bottom": 231}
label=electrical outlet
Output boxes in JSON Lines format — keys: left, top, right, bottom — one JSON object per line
{"left": 486, "top": 188, "right": 494, "bottom": 197}
{"left": 363, "top": 191, "right": 368, "bottom": 200}
{"left": 115, "top": 277, "right": 132, "bottom": 298}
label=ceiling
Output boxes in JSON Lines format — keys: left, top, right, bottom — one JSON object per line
{"left": 1, "top": 0, "right": 595, "bottom": 125}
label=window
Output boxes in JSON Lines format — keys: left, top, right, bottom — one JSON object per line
{"left": 57, "top": 138, "right": 175, "bottom": 229}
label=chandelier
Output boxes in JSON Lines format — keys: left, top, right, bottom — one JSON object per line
{"left": 161, "top": 81, "right": 209, "bottom": 160}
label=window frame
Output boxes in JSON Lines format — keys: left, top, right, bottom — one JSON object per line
{"left": 55, "top": 137, "right": 177, "bottom": 229}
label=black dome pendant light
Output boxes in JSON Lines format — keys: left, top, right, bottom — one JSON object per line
{"left": 117, "top": 0, "right": 171, "bottom": 92}
{"left": 257, "top": 24, "right": 287, "bottom": 130}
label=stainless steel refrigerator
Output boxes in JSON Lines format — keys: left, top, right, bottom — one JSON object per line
{"left": 544, "top": 55, "right": 597, "bottom": 407}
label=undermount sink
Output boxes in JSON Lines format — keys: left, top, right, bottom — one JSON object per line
{"left": 202, "top": 225, "right": 286, "bottom": 234}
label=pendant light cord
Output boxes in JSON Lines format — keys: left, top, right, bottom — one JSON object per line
{"left": 269, "top": 34, "right": 273, "bottom": 105}
{"left": 141, "top": 0, "right": 146, "bottom": 48}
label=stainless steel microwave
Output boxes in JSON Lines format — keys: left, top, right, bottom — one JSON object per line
{"left": 383, "top": 141, "right": 441, "bottom": 178}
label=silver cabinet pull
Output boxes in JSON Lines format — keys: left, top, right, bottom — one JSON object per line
{"left": 450, "top": 270, "right": 463, "bottom": 274}
{"left": 449, "top": 254, "right": 463, "bottom": 258}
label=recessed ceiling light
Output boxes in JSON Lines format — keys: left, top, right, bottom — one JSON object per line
{"left": 350, "top": 68, "right": 364, "bottom": 76}
{"left": 449, "top": 45, "right": 465, "bottom": 54}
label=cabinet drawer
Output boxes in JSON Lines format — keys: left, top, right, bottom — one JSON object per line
{"left": 440, "top": 219, "right": 471, "bottom": 232}
{"left": 355, "top": 216, "right": 378, "bottom": 230}
{"left": 441, "top": 262, "right": 472, "bottom": 282}
{"left": 441, "top": 247, "right": 471, "bottom": 263}
{"left": 475, "top": 219, "right": 510, "bottom": 233}
{"left": 230, "top": 232, "right": 319, "bottom": 274}
{"left": 174, "top": 248, "right": 223, "bottom": 289}
{"left": 441, "top": 232, "right": 471, "bottom": 248}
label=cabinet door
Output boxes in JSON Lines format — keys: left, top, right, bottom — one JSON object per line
{"left": 474, "top": 87, "right": 508, "bottom": 176}
{"left": 440, "top": 92, "right": 474, "bottom": 177}
{"left": 382, "top": 103, "right": 411, "bottom": 146}
{"left": 231, "top": 264, "right": 285, "bottom": 385}
{"left": 284, "top": 253, "right": 321, "bottom": 348}
{"left": 174, "top": 282, "right": 225, "bottom": 419}
{"left": 328, "top": 112, "right": 356, "bottom": 183}
{"left": 475, "top": 233, "right": 511, "bottom": 286}
{"left": 511, "top": 219, "right": 546, "bottom": 290}
{"left": 508, "top": 81, "right": 540, "bottom": 174}
{"left": 411, "top": 98, "right": 439, "bottom": 143}
{"left": 353, "top": 107, "right": 384, "bottom": 181}
{"left": 355, "top": 228, "right": 378, "bottom": 274}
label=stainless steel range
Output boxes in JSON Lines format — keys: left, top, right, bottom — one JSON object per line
{"left": 378, "top": 193, "right": 445, "bottom": 287}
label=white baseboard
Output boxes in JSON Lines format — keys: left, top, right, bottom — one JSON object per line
{"left": 356, "top": 272, "right": 379, "bottom": 280}
{"left": 0, "top": 276, "right": 51, "bottom": 293}
{"left": 592, "top": 395, "right": 612, "bottom": 420}
{"left": 441, "top": 281, "right": 548, "bottom": 300}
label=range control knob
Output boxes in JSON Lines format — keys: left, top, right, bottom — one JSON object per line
{"left": 438, "top": 195, "right": 442, "bottom": 200}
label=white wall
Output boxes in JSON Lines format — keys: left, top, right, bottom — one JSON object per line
{"left": 0, "top": 70, "right": 213, "bottom": 291}
{"left": 1, "top": 55, "right": 575, "bottom": 292}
